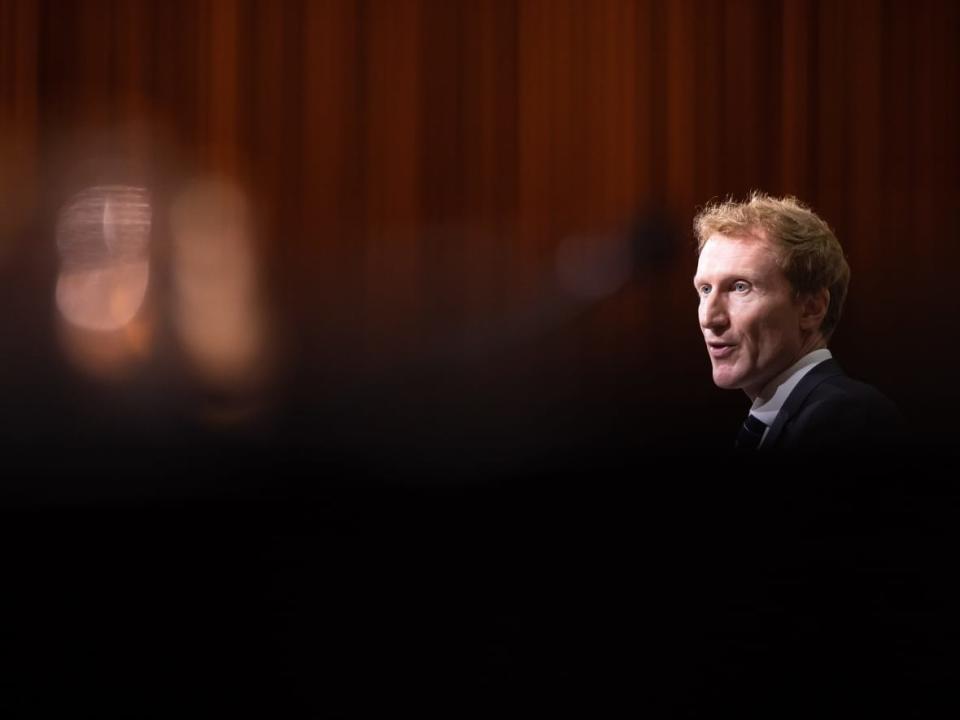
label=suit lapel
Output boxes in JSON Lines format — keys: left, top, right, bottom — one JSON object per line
{"left": 763, "top": 358, "right": 846, "bottom": 448}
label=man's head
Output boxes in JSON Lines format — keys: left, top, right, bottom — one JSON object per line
{"left": 692, "top": 193, "right": 850, "bottom": 398}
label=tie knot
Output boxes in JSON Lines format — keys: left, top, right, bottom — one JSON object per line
{"left": 736, "top": 414, "right": 768, "bottom": 450}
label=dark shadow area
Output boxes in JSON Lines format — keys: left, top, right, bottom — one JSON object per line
{"left": 3, "top": 394, "right": 959, "bottom": 716}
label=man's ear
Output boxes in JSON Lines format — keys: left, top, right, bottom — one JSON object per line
{"left": 799, "top": 288, "right": 829, "bottom": 332}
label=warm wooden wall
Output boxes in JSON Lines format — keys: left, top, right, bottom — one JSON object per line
{"left": 2, "top": 0, "right": 959, "bottom": 441}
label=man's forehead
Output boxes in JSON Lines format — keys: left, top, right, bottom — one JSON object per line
{"left": 701, "top": 232, "right": 777, "bottom": 261}
{"left": 696, "top": 231, "right": 781, "bottom": 279}
{"left": 705, "top": 227, "right": 770, "bottom": 248}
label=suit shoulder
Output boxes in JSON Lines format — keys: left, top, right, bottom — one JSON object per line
{"left": 814, "top": 374, "right": 901, "bottom": 419}
{"left": 781, "top": 374, "right": 903, "bottom": 449}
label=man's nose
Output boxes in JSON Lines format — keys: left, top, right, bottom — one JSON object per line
{"left": 700, "top": 292, "right": 729, "bottom": 331}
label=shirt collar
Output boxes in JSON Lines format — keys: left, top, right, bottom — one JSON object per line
{"left": 749, "top": 348, "right": 833, "bottom": 426}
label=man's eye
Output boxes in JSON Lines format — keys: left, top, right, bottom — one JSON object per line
{"left": 733, "top": 281, "right": 749, "bottom": 292}
{"left": 698, "top": 286, "right": 711, "bottom": 296}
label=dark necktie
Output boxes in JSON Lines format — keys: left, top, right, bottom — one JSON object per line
{"left": 735, "top": 414, "right": 768, "bottom": 450}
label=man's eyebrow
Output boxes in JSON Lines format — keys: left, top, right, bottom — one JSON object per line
{"left": 695, "top": 272, "right": 758, "bottom": 286}
{"left": 693, "top": 274, "right": 722, "bottom": 288}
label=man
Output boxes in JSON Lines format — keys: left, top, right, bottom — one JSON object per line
{"left": 692, "top": 192, "right": 901, "bottom": 450}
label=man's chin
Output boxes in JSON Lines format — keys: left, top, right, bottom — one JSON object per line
{"left": 711, "top": 370, "right": 742, "bottom": 390}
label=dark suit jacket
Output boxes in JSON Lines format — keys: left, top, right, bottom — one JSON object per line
{"left": 762, "top": 358, "right": 903, "bottom": 450}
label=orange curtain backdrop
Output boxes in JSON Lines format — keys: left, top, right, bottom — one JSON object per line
{"left": 0, "top": 0, "right": 38, "bottom": 256}
{"left": 5, "top": 0, "right": 959, "bottom": 413}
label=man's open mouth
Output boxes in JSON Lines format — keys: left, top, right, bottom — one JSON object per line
{"left": 708, "top": 342, "right": 735, "bottom": 359}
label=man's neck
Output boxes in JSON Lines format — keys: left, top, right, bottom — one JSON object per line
{"left": 747, "top": 347, "right": 833, "bottom": 409}
{"left": 744, "top": 335, "right": 828, "bottom": 401}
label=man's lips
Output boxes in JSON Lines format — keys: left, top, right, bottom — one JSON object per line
{"left": 707, "top": 342, "right": 736, "bottom": 359}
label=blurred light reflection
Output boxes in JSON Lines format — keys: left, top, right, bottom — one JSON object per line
{"left": 55, "top": 185, "right": 152, "bottom": 331}
{"left": 56, "top": 261, "right": 150, "bottom": 331}
{"left": 169, "top": 177, "right": 265, "bottom": 390}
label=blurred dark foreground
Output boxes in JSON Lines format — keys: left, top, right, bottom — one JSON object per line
{"left": 3, "top": 429, "right": 959, "bottom": 717}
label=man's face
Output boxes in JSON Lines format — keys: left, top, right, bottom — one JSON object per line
{"left": 694, "top": 232, "right": 806, "bottom": 398}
